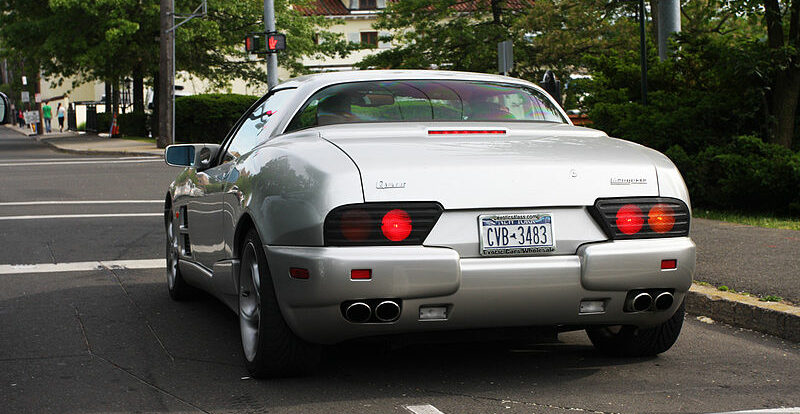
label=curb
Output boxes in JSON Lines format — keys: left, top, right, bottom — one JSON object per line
{"left": 686, "top": 283, "right": 799, "bottom": 342}
{"left": 37, "top": 140, "right": 163, "bottom": 157}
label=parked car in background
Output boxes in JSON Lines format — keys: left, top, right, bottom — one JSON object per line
{"left": 163, "top": 70, "right": 695, "bottom": 377}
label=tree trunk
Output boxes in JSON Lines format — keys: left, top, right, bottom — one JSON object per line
{"left": 764, "top": 0, "right": 799, "bottom": 148}
{"left": 770, "top": 71, "right": 800, "bottom": 148}
{"left": 133, "top": 65, "right": 144, "bottom": 113}
{"left": 104, "top": 81, "right": 112, "bottom": 113}
{"left": 151, "top": 71, "right": 159, "bottom": 139}
{"left": 112, "top": 78, "right": 120, "bottom": 118}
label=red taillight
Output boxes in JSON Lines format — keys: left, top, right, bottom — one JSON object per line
{"left": 340, "top": 209, "right": 372, "bottom": 242}
{"left": 289, "top": 267, "right": 310, "bottom": 279}
{"left": 350, "top": 269, "right": 371, "bottom": 280}
{"left": 381, "top": 209, "right": 412, "bottom": 241}
{"left": 616, "top": 204, "right": 644, "bottom": 235}
{"left": 648, "top": 204, "right": 676, "bottom": 233}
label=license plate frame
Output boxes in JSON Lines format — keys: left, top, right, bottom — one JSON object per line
{"left": 478, "top": 213, "right": 556, "bottom": 256}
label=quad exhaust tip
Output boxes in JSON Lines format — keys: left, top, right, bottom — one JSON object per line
{"left": 654, "top": 291, "right": 674, "bottom": 311}
{"left": 631, "top": 293, "right": 653, "bottom": 312}
{"left": 374, "top": 300, "right": 401, "bottom": 322}
{"left": 345, "top": 302, "right": 372, "bottom": 323}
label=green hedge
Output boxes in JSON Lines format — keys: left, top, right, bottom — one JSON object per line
{"left": 175, "top": 94, "right": 259, "bottom": 144}
{"left": 118, "top": 111, "right": 149, "bottom": 137}
{"left": 666, "top": 136, "right": 800, "bottom": 215}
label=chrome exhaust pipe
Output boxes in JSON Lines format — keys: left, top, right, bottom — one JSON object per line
{"left": 345, "top": 302, "right": 372, "bottom": 323}
{"left": 630, "top": 293, "right": 653, "bottom": 312}
{"left": 374, "top": 300, "right": 401, "bottom": 322}
{"left": 654, "top": 292, "right": 674, "bottom": 311}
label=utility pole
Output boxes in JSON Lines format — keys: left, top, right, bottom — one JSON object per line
{"left": 638, "top": 0, "right": 648, "bottom": 106}
{"left": 657, "top": 0, "right": 681, "bottom": 61}
{"left": 264, "top": 0, "right": 278, "bottom": 88}
{"left": 158, "top": 0, "right": 174, "bottom": 148}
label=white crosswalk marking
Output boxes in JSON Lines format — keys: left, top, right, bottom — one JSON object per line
{"left": 0, "top": 259, "right": 165, "bottom": 275}
{"left": 0, "top": 159, "right": 162, "bottom": 167}
{"left": 0, "top": 200, "right": 162, "bottom": 206}
{"left": 405, "top": 405, "right": 446, "bottom": 414}
{"left": 0, "top": 213, "right": 162, "bottom": 221}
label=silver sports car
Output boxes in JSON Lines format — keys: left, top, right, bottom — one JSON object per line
{"left": 164, "top": 70, "right": 695, "bottom": 377}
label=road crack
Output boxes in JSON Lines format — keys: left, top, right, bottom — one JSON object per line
{"left": 423, "top": 389, "right": 618, "bottom": 413}
{"left": 102, "top": 265, "right": 175, "bottom": 362}
{"left": 72, "top": 305, "right": 210, "bottom": 414}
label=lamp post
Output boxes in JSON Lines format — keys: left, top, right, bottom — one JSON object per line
{"left": 619, "top": 0, "right": 648, "bottom": 106}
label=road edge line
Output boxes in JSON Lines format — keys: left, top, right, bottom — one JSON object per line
{"left": 686, "top": 283, "right": 800, "bottom": 342}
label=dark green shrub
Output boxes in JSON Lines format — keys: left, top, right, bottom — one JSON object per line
{"left": 667, "top": 136, "right": 800, "bottom": 214}
{"left": 96, "top": 112, "right": 112, "bottom": 132}
{"left": 118, "top": 111, "right": 149, "bottom": 137}
{"left": 175, "top": 94, "right": 259, "bottom": 144}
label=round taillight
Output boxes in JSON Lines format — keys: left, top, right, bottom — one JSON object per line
{"left": 340, "top": 209, "right": 372, "bottom": 241}
{"left": 616, "top": 204, "right": 644, "bottom": 235}
{"left": 381, "top": 209, "right": 412, "bottom": 241}
{"left": 648, "top": 204, "right": 675, "bottom": 233}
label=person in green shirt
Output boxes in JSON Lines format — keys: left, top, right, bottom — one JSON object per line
{"left": 42, "top": 102, "right": 52, "bottom": 133}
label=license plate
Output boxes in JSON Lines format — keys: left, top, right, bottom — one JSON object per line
{"left": 479, "top": 213, "right": 556, "bottom": 256}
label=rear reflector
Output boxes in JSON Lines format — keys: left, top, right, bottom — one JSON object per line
{"left": 661, "top": 259, "right": 677, "bottom": 270}
{"left": 428, "top": 130, "right": 506, "bottom": 135}
{"left": 289, "top": 267, "right": 310, "bottom": 279}
{"left": 351, "top": 269, "right": 372, "bottom": 280}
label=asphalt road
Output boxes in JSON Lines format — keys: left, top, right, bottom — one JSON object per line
{"left": 692, "top": 219, "right": 800, "bottom": 304}
{"left": 1, "top": 126, "right": 798, "bottom": 414}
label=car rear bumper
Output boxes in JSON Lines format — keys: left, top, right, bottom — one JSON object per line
{"left": 265, "top": 237, "right": 695, "bottom": 344}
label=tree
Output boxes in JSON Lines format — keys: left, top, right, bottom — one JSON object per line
{"left": 357, "top": 0, "right": 525, "bottom": 74}
{"left": 358, "top": 0, "right": 638, "bottom": 88}
{"left": 0, "top": 0, "right": 353, "bottom": 118}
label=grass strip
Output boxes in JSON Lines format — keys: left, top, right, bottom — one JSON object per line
{"left": 693, "top": 209, "right": 800, "bottom": 231}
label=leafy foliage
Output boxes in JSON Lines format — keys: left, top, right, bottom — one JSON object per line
{"left": 0, "top": 0, "right": 354, "bottom": 90}
{"left": 666, "top": 136, "right": 800, "bottom": 214}
{"left": 175, "top": 93, "right": 258, "bottom": 144}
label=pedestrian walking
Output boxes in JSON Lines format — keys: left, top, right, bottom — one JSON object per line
{"left": 17, "top": 107, "right": 24, "bottom": 127}
{"left": 42, "top": 102, "right": 52, "bottom": 133}
{"left": 57, "top": 103, "right": 65, "bottom": 132}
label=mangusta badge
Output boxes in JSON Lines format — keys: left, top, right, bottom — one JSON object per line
{"left": 376, "top": 180, "right": 406, "bottom": 189}
{"left": 610, "top": 177, "right": 648, "bottom": 185}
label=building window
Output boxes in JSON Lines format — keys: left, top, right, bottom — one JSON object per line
{"left": 360, "top": 0, "right": 377, "bottom": 9}
{"left": 361, "top": 31, "right": 378, "bottom": 47}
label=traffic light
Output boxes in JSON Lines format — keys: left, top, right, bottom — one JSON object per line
{"left": 245, "top": 34, "right": 263, "bottom": 53}
{"left": 266, "top": 33, "right": 286, "bottom": 52}
{"left": 245, "top": 32, "right": 285, "bottom": 54}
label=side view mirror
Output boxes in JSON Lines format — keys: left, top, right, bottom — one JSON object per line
{"left": 0, "top": 92, "right": 9, "bottom": 125}
{"left": 165, "top": 144, "right": 221, "bottom": 170}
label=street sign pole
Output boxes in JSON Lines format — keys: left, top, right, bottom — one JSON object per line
{"left": 638, "top": 0, "right": 648, "bottom": 106}
{"left": 264, "top": 0, "right": 278, "bottom": 88}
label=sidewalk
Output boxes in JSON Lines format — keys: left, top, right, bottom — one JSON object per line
{"left": 3, "top": 124, "right": 164, "bottom": 157}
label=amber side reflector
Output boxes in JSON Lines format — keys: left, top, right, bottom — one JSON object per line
{"left": 661, "top": 259, "right": 677, "bottom": 270}
{"left": 351, "top": 269, "right": 372, "bottom": 280}
{"left": 428, "top": 130, "right": 506, "bottom": 135}
{"left": 289, "top": 267, "right": 310, "bottom": 279}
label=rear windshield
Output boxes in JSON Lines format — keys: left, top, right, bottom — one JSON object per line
{"left": 285, "top": 80, "right": 566, "bottom": 132}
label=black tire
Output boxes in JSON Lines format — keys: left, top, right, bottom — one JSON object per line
{"left": 238, "top": 229, "right": 321, "bottom": 378}
{"left": 586, "top": 300, "right": 685, "bottom": 357}
{"left": 166, "top": 208, "right": 192, "bottom": 300}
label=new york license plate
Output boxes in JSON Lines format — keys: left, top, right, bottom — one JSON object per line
{"left": 479, "top": 214, "right": 556, "bottom": 256}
